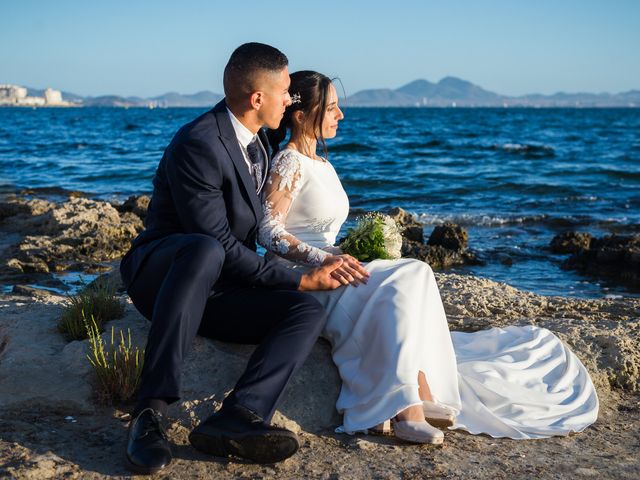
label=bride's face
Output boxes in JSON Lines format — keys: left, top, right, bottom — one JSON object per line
{"left": 320, "top": 84, "right": 344, "bottom": 139}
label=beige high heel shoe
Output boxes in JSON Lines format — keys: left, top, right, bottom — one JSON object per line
{"left": 370, "top": 419, "right": 444, "bottom": 445}
{"left": 422, "top": 400, "right": 456, "bottom": 428}
{"left": 391, "top": 418, "right": 444, "bottom": 444}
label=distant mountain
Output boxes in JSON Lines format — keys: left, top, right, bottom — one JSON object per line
{"left": 346, "top": 77, "right": 507, "bottom": 107}
{"left": 22, "top": 88, "right": 224, "bottom": 107}
{"left": 82, "top": 95, "right": 149, "bottom": 107}
{"left": 345, "top": 77, "right": 639, "bottom": 107}
{"left": 514, "top": 89, "right": 640, "bottom": 107}
{"left": 79, "top": 90, "right": 223, "bottom": 107}
{"left": 433, "top": 77, "right": 502, "bottom": 103}
{"left": 346, "top": 88, "right": 416, "bottom": 107}
{"left": 395, "top": 79, "right": 436, "bottom": 97}
{"left": 151, "top": 90, "right": 223, "bottom": 107}
{"left": 396, "top": 77, "right": 502, "bottom": 104}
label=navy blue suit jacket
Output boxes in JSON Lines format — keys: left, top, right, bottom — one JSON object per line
{"left": 120, "top": 100, "right": 302, "bottom": 290}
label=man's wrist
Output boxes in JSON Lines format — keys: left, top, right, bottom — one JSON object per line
{"left": 298, "top": 273, "right": 310, "bottom": 291}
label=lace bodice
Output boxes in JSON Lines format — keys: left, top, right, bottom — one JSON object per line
{"left": 258, "top": 148, "right": 350, "bottom": 265}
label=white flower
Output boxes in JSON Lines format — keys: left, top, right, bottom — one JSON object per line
{"left": 381, "top": 215, "right": 402, "bottom": 259}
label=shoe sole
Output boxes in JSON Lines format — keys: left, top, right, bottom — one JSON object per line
{"left": 369, "top": 426, "right": 445, "bottom": 445}
{"left": 369, "top": 428, "right": 444, "bottom": 445}
{"left": 396, "top": 433, "right": 444, "bottom": 445}
{"left": 124, "top": 455, "right": 169, "bottom": 475}
{"left": 189, "top": 430, "right": 299, "bottom": 464}
{"left": 425, "top": 417, "right": 455, "bottom": 429}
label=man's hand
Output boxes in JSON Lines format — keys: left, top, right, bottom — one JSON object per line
{"left": 298, "top": 257, "right": 346, "bottom": 291}
{"left": 324, "top": 254, "right": 370, "bottom": 287}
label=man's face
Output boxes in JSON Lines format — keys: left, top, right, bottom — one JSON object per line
{"left": 255, "top": 67, "right": 292, "bottom": 129}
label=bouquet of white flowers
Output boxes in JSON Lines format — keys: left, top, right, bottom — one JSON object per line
{"left": 340, "top": 212, "right": 403, "bottom": 261}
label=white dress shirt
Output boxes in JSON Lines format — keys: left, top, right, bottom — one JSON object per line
{"left": 226, "top": 107, "right": 267, "bottom": 193}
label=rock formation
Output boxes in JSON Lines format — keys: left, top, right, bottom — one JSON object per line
{"left": 386, "top": 207, "right": 478, "bottom": 269}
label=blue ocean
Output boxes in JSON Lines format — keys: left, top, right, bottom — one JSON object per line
{"left": 1, "top": 107, "right": 639, "bottom": 298}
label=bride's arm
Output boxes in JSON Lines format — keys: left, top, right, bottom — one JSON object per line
{"left": 258, "top": 152, "right": 330, "bottom": 266}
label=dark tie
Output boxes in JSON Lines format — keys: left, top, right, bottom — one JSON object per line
{"left": 246, "top": 137, "right": 264, "bottom": 193}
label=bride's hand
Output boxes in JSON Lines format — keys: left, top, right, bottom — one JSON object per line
{"left": 323, "top": 254, "right": 370, "bottom": 287}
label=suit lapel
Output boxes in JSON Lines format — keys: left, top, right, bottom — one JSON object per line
{"left": 214, "top": 101, "right": 262, "bottom": 218}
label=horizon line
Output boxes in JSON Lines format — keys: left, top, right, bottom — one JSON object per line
{"left": 10, "top": 77, "right": 639, "bottom": 100}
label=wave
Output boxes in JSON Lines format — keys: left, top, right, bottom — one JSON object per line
{"left": 412, "top": 139, "right": 447, "bottom": 149}
{"left": 586, "top": 169, "right": 640, "bottom": 181}
{"left": 458, "top": 130, "right": 481, "bottom": 138}
{"left": 416, "top": 212, "right": 550, "bottom": 227}
{"left": 341, "top": 178, "right": 402, "bottom": 189}
{"left": 399, "top": 151, "right": 445, "bottom": 159}
{"left": 77, "top": 171, "right": 151, "bottom": 182}
{"left": 494, "top": 143, "right": 556, "bottom": 157}
{"left": 402, "top": 141, "right": 557, "bottom": 158}
{"left": 414, "top": 212, "right": 636, "bottom": 229}
{"left": 487, "top": 182, "right": 576, "bottom": 196}
{"left": 330, "top": 142, "right": 377, "bottom": 153}
{"left": 562, "top": 195, "right": 600, "bottom": 202}
{"left": 20, "top": 140, "right": 107, "bottom": 152}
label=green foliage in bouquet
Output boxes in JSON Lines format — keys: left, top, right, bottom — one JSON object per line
{"left": 340, "top": 212, "right": 403, "bottom": 261}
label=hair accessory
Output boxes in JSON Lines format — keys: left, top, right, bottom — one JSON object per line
{"left": 290, "top": 93, "right": 301, "bottom": 104}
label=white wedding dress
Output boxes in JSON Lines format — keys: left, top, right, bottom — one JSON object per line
{"left": 258, "top": 148, "right": 599, "bottom": 439}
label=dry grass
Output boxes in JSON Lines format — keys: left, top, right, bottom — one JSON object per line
{"left": 58, "top": 278, "right": 125, "bottom": 341}
{"left": 84, "top": 313, "right": 144, "bottom": 405}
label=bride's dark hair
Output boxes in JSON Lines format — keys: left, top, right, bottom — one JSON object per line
{"left": 267, "top": 70, "right": 332, "bottom": 157}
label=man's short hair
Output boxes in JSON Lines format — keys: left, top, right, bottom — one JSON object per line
{"left": 223, "top": 42, "right": 288, "bottom": 101}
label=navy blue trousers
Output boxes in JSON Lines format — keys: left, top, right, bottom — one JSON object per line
{"left": 122, "top": 233, "right": 326, "bottom": 422}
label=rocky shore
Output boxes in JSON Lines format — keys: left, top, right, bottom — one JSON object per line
{"left": 550, "top": 231, "right": 640, "bottom": 290}
{"left": 0, "top": 193, "right": 639, "bottom": 479}
{"left": 1, "top": 192, "right": 638, "bottom": 295}
{"left": 0, "top": 193, "right": 145, "bottom": 288}
{"left": 0, "top": 192, "right": 480, "bottom": 298}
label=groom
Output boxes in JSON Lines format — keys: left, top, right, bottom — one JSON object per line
{"left": 120, "top": 43, "right": 344, "bottom": 474}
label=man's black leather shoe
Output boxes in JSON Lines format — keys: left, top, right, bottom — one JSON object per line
{"left": 188, "top": 404, "right": 299, "bottom": 464}
{"left": 125, "top": 408, "right": 172, "bottom": 474}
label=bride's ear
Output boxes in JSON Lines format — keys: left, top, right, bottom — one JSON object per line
{"left": 292, "top": 110, "right": 305, "bottom": 125}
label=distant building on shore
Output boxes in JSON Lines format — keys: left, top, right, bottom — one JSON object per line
{"left": 44, "top": 87, "right": 63, "bottom": 104}
{"left": 0, "top": 84, "right": 72, "bottom": 107}
{"left": 0, "top": 84, "right": 31, "bottom": 104}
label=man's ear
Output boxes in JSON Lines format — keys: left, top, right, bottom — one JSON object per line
{"left": 250, "top": 92, "right": 263, "bottom": 111}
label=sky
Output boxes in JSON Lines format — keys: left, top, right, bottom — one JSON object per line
{"left": 1, "top": 0, "right": 639, "bottom": 98}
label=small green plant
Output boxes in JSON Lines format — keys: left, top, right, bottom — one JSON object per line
{"left": 58, "top": 278, "right": 125, "bottom": 341}
{"left": 84, "top": 313, "right": 144, "bottom": 405}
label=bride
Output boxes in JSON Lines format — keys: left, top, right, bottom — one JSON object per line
{"left": 258, "top": 70, "right": 599, "bottom": 444}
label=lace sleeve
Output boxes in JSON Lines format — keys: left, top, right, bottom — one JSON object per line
{"left": 258, "top": 151, "right": 330, "bottom": 266}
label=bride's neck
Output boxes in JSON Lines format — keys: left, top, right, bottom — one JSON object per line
{"left": 287, "top": 130, "right": 318, "bottom": 159}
